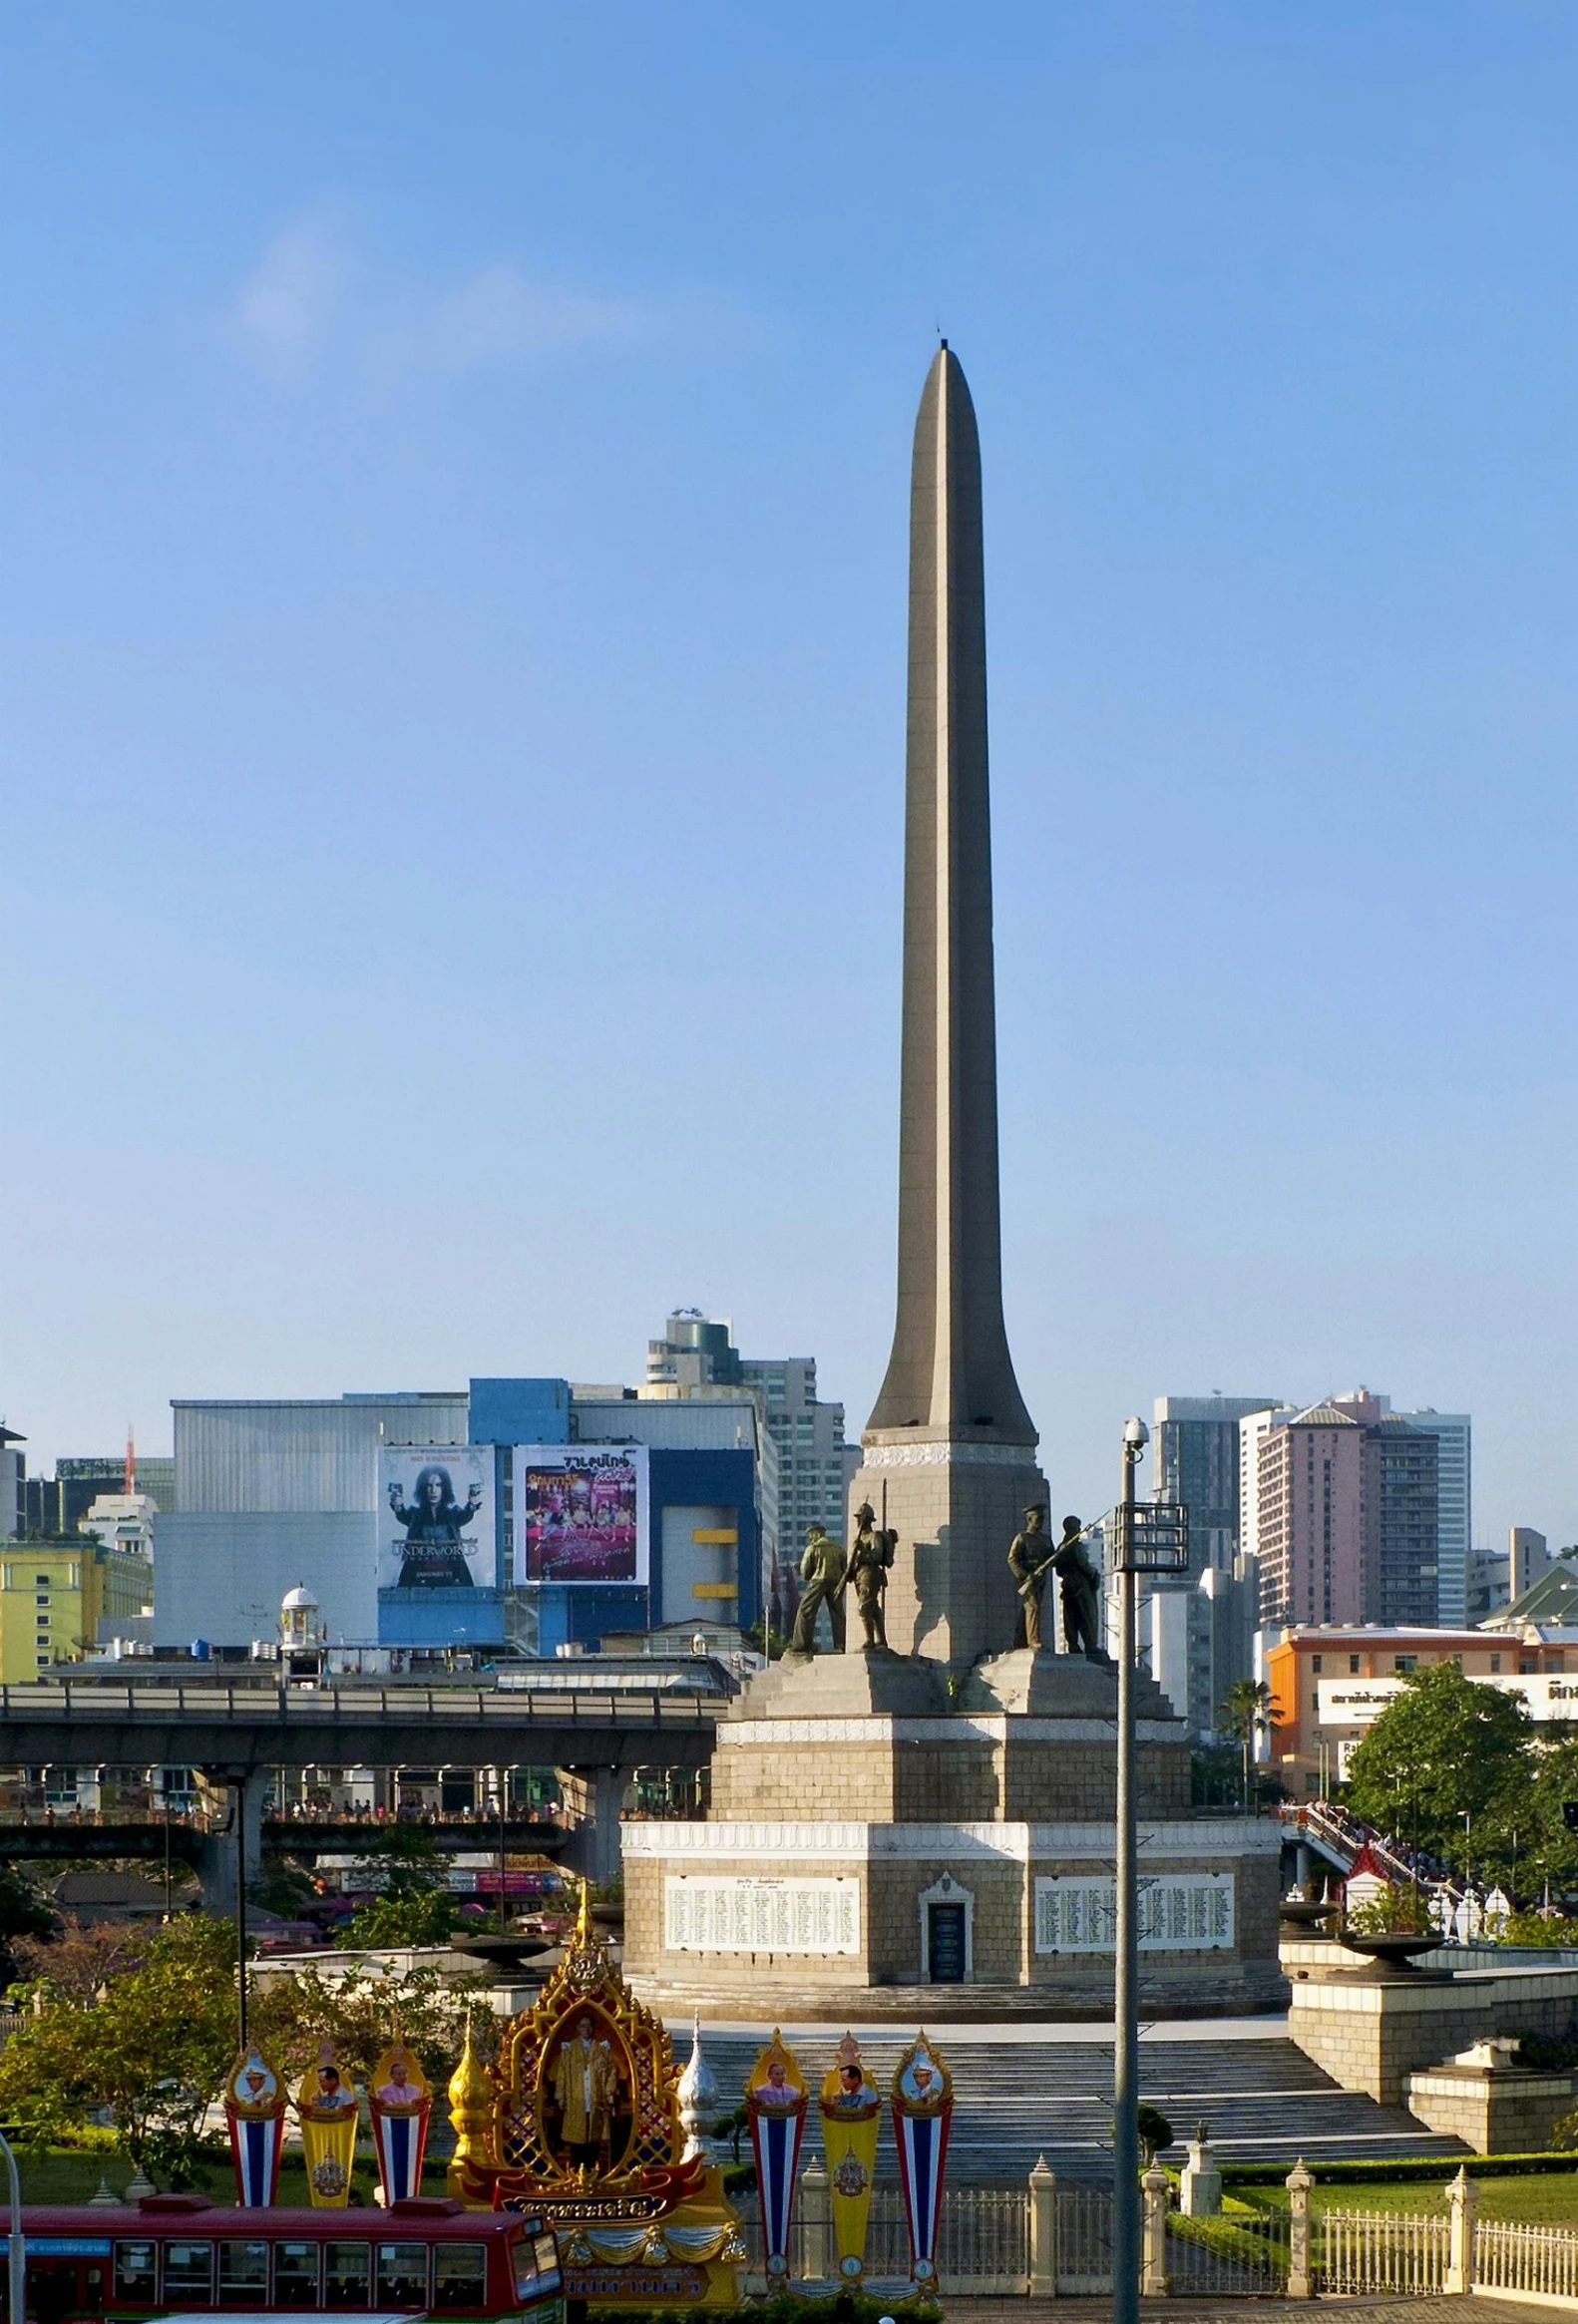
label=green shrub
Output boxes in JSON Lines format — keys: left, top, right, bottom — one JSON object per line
{"left": 1345, "top": 1881, "right": 1433, "bottom": 1936}
{"left": 1167, "top": 2212, "right": 1289, "bottom": 2277}
{"left": 1222, "top": 2150, "right": 1578, "bottom": 2188}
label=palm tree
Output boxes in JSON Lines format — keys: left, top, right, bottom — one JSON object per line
{"left": 1218, "top": 1679, "right": 1280, "bottom": 1810}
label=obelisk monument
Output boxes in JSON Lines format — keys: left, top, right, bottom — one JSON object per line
{"left": 850, "top": 344, "right": 1047, "bottom": 1665}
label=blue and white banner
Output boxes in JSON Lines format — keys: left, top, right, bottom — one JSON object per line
{"left": 222, "top": 2046, "right": 286, "bottom": 2209}
{"left": 745, "top": 2032, "right": 809, "bottom": 2281}
{"left": 890, "top": 2034, "right": 953, "bottom": 2286}
{"left": 227, "top": 2110, "right": 283, "bottom": 2208}
{"left": 369, "top": 2043, "right": 432, "bottom": 2204}
{"left": 372, "top": 2104, "right": 428, "bottom": 2202}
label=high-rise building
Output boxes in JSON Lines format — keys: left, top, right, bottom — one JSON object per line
{"left": 0, "top": 1427, "right": 24, "bottom": 1539}
{"left": 1390, "top": 1408, "right": 1470, "bottom": 1626}
{"left": 643, "top": 1311, "right": 851, "bottom": 1628}
{"left": 0, "top": 1538, "right": 154, "bottom": 1681}
{"left": 1154, "top": 1396, "right": 1282, "bottom": 1574}
{"left": 1149, "top": 1396, "right": 1280, "bottom": 1734}
{"left": 1253, "top": 1393, "right": 1439, "bottom": 1630}
{"left": 24, "top": 1453, "right": 177, "bottom": 1535}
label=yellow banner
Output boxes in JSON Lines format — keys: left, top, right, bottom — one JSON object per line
{"left": 300, "top": 2109, "right": 358, "bottom": 2206}
{"left": 820, "top": 2035, "right": 881, "bottom": 2282}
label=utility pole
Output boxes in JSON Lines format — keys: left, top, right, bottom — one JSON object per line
{"left": 1112, "top": 1414, "right": 1148, "bottom": 2324}
{"left": 1108, "top": 1419, "right": 1189, "bottom": 2324}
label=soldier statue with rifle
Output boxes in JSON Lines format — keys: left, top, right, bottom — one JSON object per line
{"left": 1007, "top": 1503, "right": 1056, "bottom": 1650}
{"left": 847, "top": 1496, "right": 897, "bottom": 1651}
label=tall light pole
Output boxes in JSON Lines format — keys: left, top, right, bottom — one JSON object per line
{"left": 0, "top": 2127, "right": 24, "bottom": 2324}
{"left": 1112, "top": 1413, "right": 1148, "bottom": 2324}
{"left": 1108, "top": 1417, "right": 1189, "bottom": 2324}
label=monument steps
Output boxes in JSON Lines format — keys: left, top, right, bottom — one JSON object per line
{"left": 672, "top": 2032, "right": 1465, "bottom": 2182}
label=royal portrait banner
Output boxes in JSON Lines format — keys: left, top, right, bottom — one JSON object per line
{"left": 295, "top": 2046, "right": 360, "bottom": 2207}
{"left": 819, "top": 2034, "right": 880, "bottom": 2283}
{"left": 891, "top": 2034, "right": 953, "bottom": 2288}
{"left": 746, "top": 2031, "right": 808, "bottom": 2282}
{"left": 368, "top": 2044, "right": 431, "bottom": 2205}
{"left": 221, "top": 2046, "right": 286, "bottom": 2208}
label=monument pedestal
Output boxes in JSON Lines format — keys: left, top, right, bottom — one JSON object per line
{"left": 622, "top": 1648, "right": 1285, "bottom": 2019}
{"left": 848, "top": 1434, "right": 1046, "bottom": 1666}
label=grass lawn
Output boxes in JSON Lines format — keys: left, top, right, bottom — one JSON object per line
{"left": 1235, "top": 2171, "right": 1578, "bottom": 2225}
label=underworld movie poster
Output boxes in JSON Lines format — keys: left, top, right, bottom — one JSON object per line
{"left": 515, "top": 1444, "right": 648, "bottom": 1586}
{"left": 377, "top": 1444, "right": 495, "bottom": 1591}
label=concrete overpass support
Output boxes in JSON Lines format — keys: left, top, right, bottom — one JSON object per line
{"left": 556, "top": 1766, "right": 629, "bottom": 1886}
{"left": 197, "top": 1772, "right": 265, "bottom": 1917}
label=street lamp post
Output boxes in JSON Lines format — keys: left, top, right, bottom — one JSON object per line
{"left": 1111, "top": 1414, "right": 1147, "bottom": 2324}
{"left": 1106, "top": 1419, "right": 1190, "bottom": 2324}
{"left": 231, "top": 1779, "right": 249, "bottom": 2053}
{"left": 0, "top": 2125, "right": 25, "bottom": 2324}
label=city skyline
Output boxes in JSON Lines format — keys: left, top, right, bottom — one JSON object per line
{"left": 4, "top": 6, "right": 1575, "bottom": 1549}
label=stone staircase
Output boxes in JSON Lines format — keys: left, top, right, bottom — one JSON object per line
{"left": 672, "top": 2031, "right": 1465, "bottom": 2183}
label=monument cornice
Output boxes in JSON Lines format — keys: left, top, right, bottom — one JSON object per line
{"left": 716, "top": 1715, "right": 1189, "bottom": 1746}
{"left": 856, "top": 1437, "right": 1040, "bottom": 1468}
{"left": 622, "top": 1817, "right": 1278, "bottom": 1862}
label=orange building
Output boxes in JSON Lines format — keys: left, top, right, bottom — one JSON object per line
{"left": 1266, "top": 1624, "right": 1578, "bottom": 1794}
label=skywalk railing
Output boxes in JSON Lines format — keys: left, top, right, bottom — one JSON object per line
{"left": 0, "top": 1680, "right": 720, "bottom": 1726}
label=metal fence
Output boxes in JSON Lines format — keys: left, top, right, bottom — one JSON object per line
{"left": 734, "top": 2159, "right": 1578, "bottom": 2301}
{"left": 1476, "top": 2217, "right": 1578, "bottom": 2304}
{"left": 740, "top": 2181, "right": 1029, "bottom": 2294}
{"left": 1319, "top": 2205, "right": 1449, "bottom": 2295}
{"left": 1166, "top": 2207, "right": 1290, "bottom": 2296}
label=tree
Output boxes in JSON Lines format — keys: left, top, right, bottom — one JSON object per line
{"left": 1344, "top": 1662, "right": 1533, "bottom": 1870}
{"left": 7, "top": 1916, "right": 142, "bottom": 2004}
{"left": 350, "top": 1822, "right": 456, "bottom": 1902}
{"left": 0, "top": 1864, "right": 54, "bottom": 1949}
{"left": 346, "top": 1889, "right": 458, "bottom": 1949}
{"left": 251, "top": 1859, "right": 318, "bottom": 1919}
{"left": 0, "top": 1914, "right": 236, "bottom": 2182}
{"left": 1475, "top": 1734, "right": 1578, "bottom": 1904}
{"left": 1218, "top": 1680, "right": 1280, "bottom": 1809}
{"left": 249, "top": 1958, "right": 488, "bottom": 2089}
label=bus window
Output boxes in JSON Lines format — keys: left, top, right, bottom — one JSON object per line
{"left": 114, "top": 2243, "right": 158, "bottom": 2304}
{"left": 162, "top": 2241, "right": 215, "bottom": 2303}
{"left": 26, "top": 2265, "right": 76, "bottom": 2324}
{"left": 375, "top": 2243, "right": 428, "bottom": 2310}
{"left": 511, "top": 2232, "right": 561, "bottom": 2303}
{"left": 324, "top": 2243, "right": 371, "bottom": 2309}
{"left": 432, "top": 2245, "right": 487, "bottom": 2310}
{"left": 273, "top": 2242, "right": 320, "bottom": 2308}
{"left": 218, "top": 2241, "right": 269, "bottom": 2306}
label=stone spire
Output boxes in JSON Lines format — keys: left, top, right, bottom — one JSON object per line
{"left": 868, "top": 344, "right": 1035, "bottom": 1446}
{"left": 848, "top": 347, "right": 1046, "bottom": 1668}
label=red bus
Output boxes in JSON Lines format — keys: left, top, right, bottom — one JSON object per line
{"left": 0, "top": 2194, "right": 562, "bottom": 2324}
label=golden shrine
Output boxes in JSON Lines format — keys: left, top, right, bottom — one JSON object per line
{"left": 448, "top": 1889, "right": 744, "bottom": 2307}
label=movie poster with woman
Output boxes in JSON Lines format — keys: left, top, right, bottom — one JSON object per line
{"left": 376, "top": 1444, "right": 496, "bottom": 1592}
{"left": 515, "top": 1444, "right": 648, "bottom": 1586}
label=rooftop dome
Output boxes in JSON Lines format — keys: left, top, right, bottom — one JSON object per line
{"left": 281, "top": 1584, "right": 319, "bottom": 1612}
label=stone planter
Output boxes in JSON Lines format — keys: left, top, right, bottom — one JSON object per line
{"left": 1339, "top": 1930, "right": 1440, "bottom": 1974}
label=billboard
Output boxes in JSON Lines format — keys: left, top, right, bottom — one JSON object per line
{"left": 515, "top": 1444, "right": 648, "bottom": 1587}
{"left": 377, "top": 1444, "right": 496, "bottom": 1592}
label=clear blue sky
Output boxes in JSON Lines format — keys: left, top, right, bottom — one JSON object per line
{"left": 4, "top": 4, "right": 1575, "bottom": 1550}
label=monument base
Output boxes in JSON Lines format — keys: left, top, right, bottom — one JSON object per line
{"left": 622, "top": 1649, "right": 1286, "bottom": 2017}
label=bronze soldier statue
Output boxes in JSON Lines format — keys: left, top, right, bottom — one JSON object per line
{"left": 1052, "top": 1515, "right": 1107, "bottom": 1661}
{"left": 847, "top": 1501, "right": 896, "bottom": 1650}
{"left": 1007, "top": 1504, "right": 1054, "bottom": 1650}
{"left": 787, "top": 1522, "right": 848, "bottom": 1657}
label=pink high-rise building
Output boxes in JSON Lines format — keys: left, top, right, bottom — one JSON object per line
{"left": 1257, "top": 1404, "right": 1366, "bottom": 1627}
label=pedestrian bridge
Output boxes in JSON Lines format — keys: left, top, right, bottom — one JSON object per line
{"left": 0, "top": 1676, "right": 723, "bottom": 1775}
{"left": 0, "top": 1808, "right": 571, "bottom": 1863}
